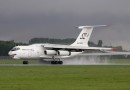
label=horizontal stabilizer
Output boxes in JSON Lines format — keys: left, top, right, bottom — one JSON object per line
{"left": 78, "top": 25, "right": 107, "bottom": 29}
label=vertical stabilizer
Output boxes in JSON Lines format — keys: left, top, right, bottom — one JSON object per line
{"left": 71, "top": 25, "right": 107, "bottom": 47}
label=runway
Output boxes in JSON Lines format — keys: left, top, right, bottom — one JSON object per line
{"left": 0, "top": 56, "right": 130, "bottom": 66}
{"left": 0, "top": 64, "right": 130, "bottom": 66}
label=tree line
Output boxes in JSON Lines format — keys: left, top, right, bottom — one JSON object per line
{"left": 29, "top": 38, "right": 103, "bottom": 47}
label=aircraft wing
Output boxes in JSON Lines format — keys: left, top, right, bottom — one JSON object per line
{"left": 43, "top": 44, "right": 113, "bottom": 51}
{"left": 79, "top": 51, "right": 130, "bottom": 56}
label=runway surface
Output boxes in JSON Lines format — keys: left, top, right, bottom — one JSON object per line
{"left": 0, "top": 56, "right": 130, "bottom": 66}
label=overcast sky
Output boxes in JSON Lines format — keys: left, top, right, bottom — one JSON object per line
{"left": 0, "top": 0, "right": 130, "bottom": 50}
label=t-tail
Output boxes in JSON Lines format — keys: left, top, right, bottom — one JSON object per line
{"left": 71, "top": 25, "right": 107, "bottom": 47}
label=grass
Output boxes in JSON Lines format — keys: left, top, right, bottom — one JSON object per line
{"left": 0, "top": 65, "right": 130, "bottom": 90}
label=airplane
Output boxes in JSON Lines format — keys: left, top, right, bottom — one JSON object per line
{"left": 8, "top": 25, "right": 116, "bottom": 64}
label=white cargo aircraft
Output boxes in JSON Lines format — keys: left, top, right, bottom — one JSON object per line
{"left": 8, "top": 25, "right": 116, "bottom": 64}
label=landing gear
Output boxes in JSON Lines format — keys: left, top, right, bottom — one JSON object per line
{"left": 59, "top": 61, "right": 63, "bottom": 64}
{"left": 51, "top": 61, "right": 63, "bottom": 64}
{"left": 23, "top": 61, "right": 29, "bottom": 64}
{"left": 51, "top": 56, "right": 63, "bottom": 64}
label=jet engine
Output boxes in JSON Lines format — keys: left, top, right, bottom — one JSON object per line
{"left": 44, "top": 50, "right": 57, "bottom": 55}
{"left": 57, "top": 50, "right": 71, "bottom": 56}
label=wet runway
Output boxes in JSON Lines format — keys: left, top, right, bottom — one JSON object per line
{"left": 0, "top": 56, "right": 130, "bottom": 66}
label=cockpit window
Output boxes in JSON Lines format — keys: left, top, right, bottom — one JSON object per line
{"left": 11, "top": 47, "right": 20, "bottom": 51}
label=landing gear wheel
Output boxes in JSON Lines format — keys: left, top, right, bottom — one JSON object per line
{"left": 58, "top": 61, "right": 63, "bottom": 64}
{"left": 51, "top": 61, "right": 63, "bottom": 64}
{"left": 23, "top": 61, "right": 29, "bottom": 64}
{"left": 51, "top": 61, "right": 55, "bottom": 64}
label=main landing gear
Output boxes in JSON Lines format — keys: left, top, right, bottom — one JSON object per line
{"left": 51, "top": 57, "right": 63, "bottom": 65}
{"left": 51, "top": 61, "right": 63, "bottom": 64}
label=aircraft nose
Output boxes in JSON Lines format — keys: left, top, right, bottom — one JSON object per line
{"left": 8, "top": 51, "right": 16, "bottom": 58}
{"left": 8, "top": 51, "right": 20, "bottom": 59}
{"left": 8, "top": 51, "right": 12, "bottom": 56}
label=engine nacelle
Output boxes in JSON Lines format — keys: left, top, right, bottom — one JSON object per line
{"left": 57, "top": 50, "right": 71, "bottom": 56}
{"left": 44, "top": 50, "right": 57, "bottom": 55}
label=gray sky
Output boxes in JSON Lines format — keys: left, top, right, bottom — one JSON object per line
{"left": 0, "top": 0, "right": 130, "bottom": 50}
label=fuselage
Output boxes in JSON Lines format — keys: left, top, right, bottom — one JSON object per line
{"left": 8, "top": 44, "right": 83, "bottom": 60}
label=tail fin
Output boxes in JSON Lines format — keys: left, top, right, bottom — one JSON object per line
{"left": 71, "top": 25, "right": 107, "bottom": 47}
